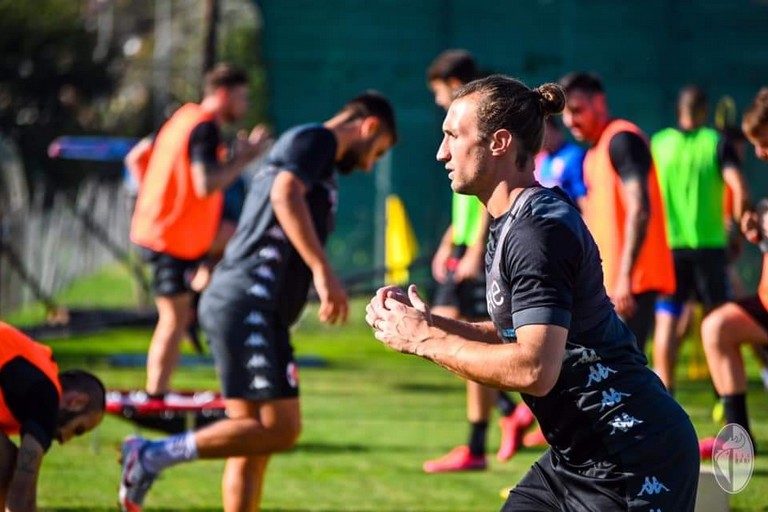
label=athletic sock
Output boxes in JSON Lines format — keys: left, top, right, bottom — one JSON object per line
{"left": 468, "top": 421, "right": 488, "bottom": 457}
{"left": 496, "top": 391, "right": 517, "bottom": 417}
{"left": 141, "top": 431, "right": 199, "bottom": 473}
{"left": 722, "top": 394, "right": 755, "bottom": 448}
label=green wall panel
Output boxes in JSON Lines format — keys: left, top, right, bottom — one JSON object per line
{"left": 254, "top": 0, "right": 768, "bottom": 284}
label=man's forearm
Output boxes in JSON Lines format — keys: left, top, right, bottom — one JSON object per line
{"left": 412, "top": 324, "right": 562, "bottom": 396}
{"left": 196, "top": 155, "right": 251, "bottom": 196}
{"left": 272, "top": 187, "right": 327, "bottom": 272}
{"left": 619, "top": 207, "right": 648, "bottom": 277}
{"left": 619, "top": 180, "right": 649, "bottom": 278}
{"left": 6, "top": 442, "right": 41, "bottom": 512}
{"left": 723, "top": 166, "right": 751, "bottom": 222}
{"left": 430, "top": 316, "right": 501, "bottom": 344}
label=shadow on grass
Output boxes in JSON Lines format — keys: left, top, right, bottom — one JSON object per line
{"left": 292, "top": 441, "right": 371, "bottom": 454}
{"left": 392, "top": 382, "right": 461, "bottom": 393}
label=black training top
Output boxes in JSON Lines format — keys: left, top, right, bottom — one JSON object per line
{"left": 485, "top": 187, "right": 690, "bottom": 465}
{"left": 188, "top": 121, "right": 222, "bottom": 166}
{"left": 0, "top": 357, "right": 59, "bottom": 451}
{"left": 204, "top": 124, "right": 338, "bottom": 327}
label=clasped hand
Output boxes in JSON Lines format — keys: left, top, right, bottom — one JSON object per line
{"left": 365, "top": 284, "right": 433, "bottom": 354}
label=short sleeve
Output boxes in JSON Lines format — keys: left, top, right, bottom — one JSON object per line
{"left": 0, "top": 358, "right": 59, "bottom": 451}
{"left": 503, "top": 216, "right": 581, "bottom": 330}
{"left": 188, "top": 121, "right": 221, "bottom": 166}
{"left": 608, "top": 131, "right": 651, "bottom": 183}
{"left": 272, "top": 128, "right": 336, "bottom": 187}
{"left": 717, "top": 136, "right": 742, "bottom": 170}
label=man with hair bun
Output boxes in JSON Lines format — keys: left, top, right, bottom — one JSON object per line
{"left": 367, "top": 75, "right": 698, "bottom": 511}
{"left": 424, "top": 49, "right": 526, "bottom": 473}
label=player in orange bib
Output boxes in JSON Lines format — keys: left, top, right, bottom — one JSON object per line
{"left": 560, "top": 72, "right": 675, "bottom": 355}
{"left": 129, "top": 63, "right": 269, "bottom": 398}
{"left": 0, "top": 322, "right": 105, "bottom": 510}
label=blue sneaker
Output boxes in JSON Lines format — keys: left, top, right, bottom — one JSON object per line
{"left": 118, "top": 436, "right": 158, "bottom": 512}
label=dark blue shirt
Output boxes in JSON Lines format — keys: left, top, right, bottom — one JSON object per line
{"left": 205, "top": 124, "right": 338, "bottom": 327}
{"left": 485, "top": 187, "right": 690, "bottom": 465}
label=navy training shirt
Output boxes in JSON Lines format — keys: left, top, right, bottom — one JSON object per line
{"left": 205, "top": 124, "right": 338, "bottom": 327}
{"left": 485, "top": 187, "right": 690, "bottom": 465}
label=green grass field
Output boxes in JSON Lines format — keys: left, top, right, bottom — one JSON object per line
{"left": 7, "top": 266, "right": 768, "bottom": 511}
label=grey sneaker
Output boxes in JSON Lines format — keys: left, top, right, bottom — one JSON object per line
{"left": 118, "top": 436, "right": 158, "bottom": 512}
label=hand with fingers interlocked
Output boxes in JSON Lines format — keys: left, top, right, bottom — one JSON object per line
{"left": 366, "top": 284, "right": 434, "bottom": 355}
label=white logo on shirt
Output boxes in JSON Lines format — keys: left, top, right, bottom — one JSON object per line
{"left": 254, "top": 265, "right": 276, "bottom": 281}
{"left": 266, "top": 225, "right": 286, "bottom": 241}
{"left": 571, "top": 347, "right": 601, "bottom": 366}
{"left": 247, "top": 283, "right": 270, "bottom": 298}
{"left": 585, "top": 363, "right": 618, "bottom": 387}
{"left": 637, "top": 476, "right": 670, "bottom": 496}
{"left": 600, "top": 388, "right": 631, "bottom": 411}
{"left": 246, "top": 354, "right": 270, "bottom": 369}
{"left": 250, "top": 376, "right": 271, "bottom": 390}
{"left": 244, "top": 333, "right": 268, "bottom": 347}
{"left": 609, "top": 412, "right": 643, "bottom": 435}
{"left": 244, "top": 311, "right": 268, "bottom": 327}
{"left": 487, "top": 280, "right": 504, "bottom": 308}
{"left": 258, "top": 246, "right": 281, "bottom": 262}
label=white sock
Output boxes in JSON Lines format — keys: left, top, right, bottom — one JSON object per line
{"left": 142, "top": 432, "right": 199, "bottom": 474}
{"left": 761, "top": 368, "right": 768, "bottom": 390}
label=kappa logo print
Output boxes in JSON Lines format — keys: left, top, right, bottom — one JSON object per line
{"left": 250, "top": 376, "right": 271, "bottom": 390}
{"left": 246, "top": 354, "right": 270, "bottom": 369}
{"left": 258, "top": 246, "right": 282, "bottom": 262}
{"left": 486, "top": 280, "right": 504, "bottom": 308}
{"left": 637, "top": 476, "right": 670, "bottom": 496}
{"left": 244, "top": 333, "right": 268, "bottom": 348}
{"left": 266, "top": 225, "right": 286, "bottom": 241}
{"left": 254, "top": 265, "right": 276, "bottom": 281}
{"left": 609, "top": 412, "right": 643, "bottom": 435}
{"left": 247, "top": 283, "right": 270, "bottom": 298}
{"left": 585, "top": 363, "right": 618, "bottom": 387}
{"left": 244, "top": 311, "right": 268, "bottom": 327}
{"left": 571, "top": 347, "right": 601, "bottom": 366}
{"left": 600, "top": 388, "right": 631, "bottom": 411}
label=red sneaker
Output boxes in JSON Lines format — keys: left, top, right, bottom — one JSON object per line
{"left": 497, "top": 404, "right": 535, "bottom": 462}
{"left": 699, "top": 437, "right": 719, "bottom": 459}
{"left": 423, "top": 446, "right": 487, "bottom": 473}
{"left": 522, "top": 427, "right": 548, "bottom": 447}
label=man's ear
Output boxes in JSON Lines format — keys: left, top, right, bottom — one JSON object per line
{"left": 360, "top": 116, "right": 381, "bottom": 139}
{"left": 447, "top": 77, "right": 464, "bottom": 92}
{"left": 61, "top": 390, "right": 89, "bottom": 412}
{"left": 489, "top": 129, "right": 513, "bottom": 156}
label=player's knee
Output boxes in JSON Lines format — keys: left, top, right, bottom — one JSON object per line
{"left": 701, "top": 312, "right": 729, "bottom": 350}
{"left": 272, "top": 417, "right": 301, "bottom": 452}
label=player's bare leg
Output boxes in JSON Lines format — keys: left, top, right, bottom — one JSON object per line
{"left": 145, "top": 293, "right": 193, "bottom": 395}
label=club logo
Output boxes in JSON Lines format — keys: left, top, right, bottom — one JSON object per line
{"left": 712, "top": 423, "right": 754, "bottom": 494}
{"left": 286, "top": 361, "right": 299, "bottom": 388}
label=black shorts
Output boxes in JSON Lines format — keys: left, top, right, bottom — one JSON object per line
{"left": 139, "top": 247, "right": 200, "bottom": 297}
{"left": 736, "top": 295, "right": 768, "bottom": 334}
{"left": 432, "top": 245, "right": 489, "bottom": 319}
{"left": 658, "top": 248, "right": 731, "bottom": 312}
{"left": 503, "top": 427, "right": 699, "bottom": 511}
{"left": 199, "top": 292, "right": 299, "bottom": 401}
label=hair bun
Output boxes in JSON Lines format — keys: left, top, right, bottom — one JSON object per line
{"left": 536, "top": 83, "right": 566, "bottom": 116}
